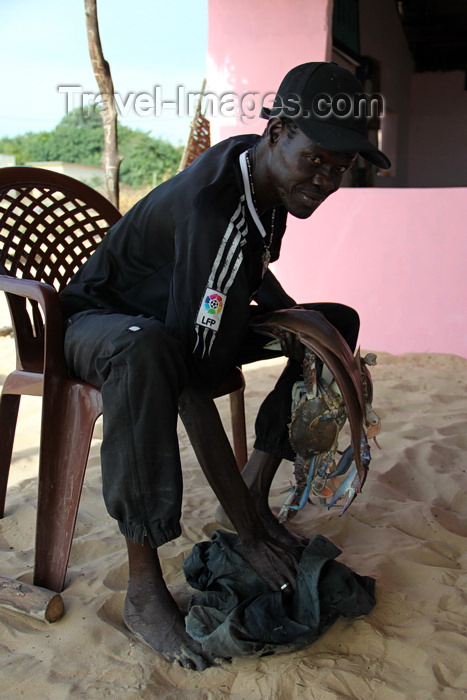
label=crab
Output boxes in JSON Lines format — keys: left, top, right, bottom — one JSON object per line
{"left": 251, "top": 309, "right": 381, "bottom": 520}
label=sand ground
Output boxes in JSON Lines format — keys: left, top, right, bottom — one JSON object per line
{"left": 1, "top": 294, "right": 466, "bottom": 699}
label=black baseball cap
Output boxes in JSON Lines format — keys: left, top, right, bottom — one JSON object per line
{"left": 261, "top": 62, "right": 391, "bottom": 170}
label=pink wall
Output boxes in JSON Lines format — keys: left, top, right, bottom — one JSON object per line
{"left": 207, "top": 0, "right": 332, "bottom": 142}
{"left": 272, "top": 187, "right": 467, "bottom": 357}
{"left": 207, "top": 0, "right": 467, "bottom": 356}
{"left": 408, "top": 71, "right": 467, "bottom": 187}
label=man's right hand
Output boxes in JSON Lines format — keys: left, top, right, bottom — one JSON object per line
{"left": 240, "top": 533, "right": 302, "bottom": 592}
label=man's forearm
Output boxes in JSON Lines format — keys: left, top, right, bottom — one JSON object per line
{"left": 253, "top": 269, "right": 296, "bottom": 311}
{"left": 178, "top": 387, "right": 266, "bottom": 541}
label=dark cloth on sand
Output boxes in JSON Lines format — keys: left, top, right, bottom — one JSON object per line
{"left": 183, "top": 529, "right": 376, "bottom": 658}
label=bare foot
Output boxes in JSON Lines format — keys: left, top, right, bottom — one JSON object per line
{"left": 124, "top": 537, "right": 218, "bottom": 670}
{"left": 123, "top": 591, "right": 217, "bottom": 671}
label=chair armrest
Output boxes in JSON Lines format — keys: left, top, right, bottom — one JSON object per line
{"left": 0, "top": 275, "right": 67, "bottom": 378}
{"left": 0, "top": 274, "right": 57, "bottom": 305}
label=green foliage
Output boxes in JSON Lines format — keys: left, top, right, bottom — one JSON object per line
{"left": 118, "top": 125, "right": 182, "bottom": 187}
{"left": 0, "top": 105, "right": 183, "bottom": 187}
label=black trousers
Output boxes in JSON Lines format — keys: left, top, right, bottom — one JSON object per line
{"left": 64, "top": 303, "right": 359, "bottom": 547}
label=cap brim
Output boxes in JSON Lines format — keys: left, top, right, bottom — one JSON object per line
{"left": 261, "top": 108, "right": 391, "bottom": 170}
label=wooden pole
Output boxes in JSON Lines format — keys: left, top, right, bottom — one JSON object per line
{"left": 0, "top": 576, "right": 65, "bottom": 623}
{"left": 84, "top": 0, "right": 122, "bottom": 208}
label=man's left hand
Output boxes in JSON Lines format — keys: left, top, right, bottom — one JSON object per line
{"left": 279, "top": 330, "right": 304, "bottom": 362}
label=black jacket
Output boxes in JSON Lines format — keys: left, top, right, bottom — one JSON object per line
{"left": 60, "top": 135, "right": 294, "bottom": 378}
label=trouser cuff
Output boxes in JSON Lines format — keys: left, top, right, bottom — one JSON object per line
{"left": 117, "top": 521, "right": 182, "bottom": 548}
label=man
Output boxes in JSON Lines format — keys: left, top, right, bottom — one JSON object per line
{"left": 60, "top": 62, "right": 390, "bottom": 670}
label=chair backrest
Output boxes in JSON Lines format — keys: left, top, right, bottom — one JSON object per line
{"left": 0, "top": 167, "right": 121, "bottom": 372}
{"left": 0, "top": 167, "right": 121, "bottom": 291}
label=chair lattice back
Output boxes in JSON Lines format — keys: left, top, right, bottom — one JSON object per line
{"left": 0, "top": 167, "right": 121, "bottom": 371}
{"left": 0, "top": 167, "right": 121, "bottom": 292}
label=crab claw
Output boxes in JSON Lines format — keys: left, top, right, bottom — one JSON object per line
{"left": 329, "top": 444, "right": 354, "bottom": 478}
{"left": 339, "top": 488, "right": 357, "bottom": 515}
{"left": 328, "top": 465, "right": 357, "bottom": 508}
{"left": 328, "top": 465, "right": 365, "bottom": 514}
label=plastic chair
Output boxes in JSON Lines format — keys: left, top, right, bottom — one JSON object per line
{"left": 0, "top": 166, "right": 247, "bottom": 593}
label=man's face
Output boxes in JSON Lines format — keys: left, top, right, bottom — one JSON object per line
{"left": 268, "top": 125, "right": 357, "bottom": 219}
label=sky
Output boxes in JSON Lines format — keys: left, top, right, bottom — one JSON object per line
{"left": 0, "top": 0, "right": 208, "bottom": 146}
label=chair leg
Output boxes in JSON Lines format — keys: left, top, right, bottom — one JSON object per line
{"left": 34, "top": 382, "right": 102, "bottom": 592}
{"left": 0, "top": 392, "right": 21, "bottom": 518}
{"left": 230, "top": 386, "right": 248, "bottom": 471}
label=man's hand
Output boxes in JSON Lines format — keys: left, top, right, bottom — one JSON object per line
{"left": 241, "top": 534, "right": 302, "bottom": 591}
{"left": 179, "top": 388, "right": 302, "bottom": 593}
{"left": 278, "top": 330, "right": 304, "bottom": 363}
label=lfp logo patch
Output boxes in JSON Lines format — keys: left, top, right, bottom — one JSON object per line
{"left": 204, "top": 293, "right": 223, "bottom": 314}
{"left": 197, "top": 287, "right": 226, "bottom": 331}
